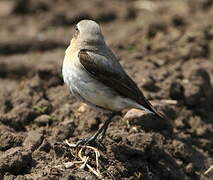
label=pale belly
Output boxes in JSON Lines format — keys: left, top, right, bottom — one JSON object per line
{"left": 62, "top": 61, "right": 139, "bottom": 112}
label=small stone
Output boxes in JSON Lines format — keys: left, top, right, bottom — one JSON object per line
{"left": 186, "top": 163, "right": 194, "bottom": 174}
{"left": 123, "top": 109, "right": 160, "bottom": 130}
{"left": 64, "top": 162, "right": 74, "bottom": 169}
{"left": 23, "top": 130, "right": 43, "bottom": 151}
{"left": 34, "top": 114, "right": 51, "bottom": 126}
{"left": 123, "top": 109, "right": 146, "bottom": 122}
{"left": 76, "top": 104, "right": 88, "bottom": 118}
{"left": 176, "top": 159, "right": 183, "bottom": 166}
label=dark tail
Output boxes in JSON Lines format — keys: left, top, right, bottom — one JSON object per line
{"left": 151, "top": 105, "right": 174, "bottom": 129}
{"left": 139, "top": 96, "right": 171, "bottom": 122}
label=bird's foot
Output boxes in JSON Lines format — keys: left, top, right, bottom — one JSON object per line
{"left": 76, "top": 113, "right": 116, "bottom": 147}
{"left": 76, "top": 135, "right": 106, "bottom": 149}
{"left": 76, "top": 135, "right": 97, "bottom": 147}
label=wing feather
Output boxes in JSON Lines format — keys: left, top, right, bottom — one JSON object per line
{"left": 78, "top": 49, "right": 165, "bottom": 119}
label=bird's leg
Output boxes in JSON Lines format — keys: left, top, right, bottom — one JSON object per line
{"left": 97, "top": 112, "right": 115, "bottom": 142}
{"left": 76, "top": 112, "right": 116, "bottom": 146}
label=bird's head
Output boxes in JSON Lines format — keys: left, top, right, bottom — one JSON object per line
{"left": 71, "top": 19, "right": 105, "bottom": 48}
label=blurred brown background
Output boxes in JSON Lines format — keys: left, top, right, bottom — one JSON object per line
{"left": 0, "top": 0, "right": 212, "bottom": 179}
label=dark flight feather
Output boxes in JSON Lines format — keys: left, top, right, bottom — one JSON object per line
{"left": 78, "top": 49, "right": 166, "bottom": 119}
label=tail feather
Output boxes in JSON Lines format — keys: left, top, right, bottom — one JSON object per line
{"left": 139, "top": 97, "right": 169, "bottom": 121}
{"left": 153, "top": 108, "right": 167, "bottom": 120}
{"left": 150, "top": 104, "right": 174, "bottom": 129}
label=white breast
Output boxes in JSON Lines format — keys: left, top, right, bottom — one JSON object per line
{"left": 62, "top": 51, "right": 149, "bottom": 112}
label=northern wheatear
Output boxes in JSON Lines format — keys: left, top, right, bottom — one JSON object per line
{"left": 62, "top": 19, "right": 166, "bottom": 145}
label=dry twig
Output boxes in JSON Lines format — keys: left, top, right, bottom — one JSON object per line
{"left": 204, "top": 165, "right": 213, "bottom": 176}
{"left": 65, "top": 140, "right": 103, "bottom": 179}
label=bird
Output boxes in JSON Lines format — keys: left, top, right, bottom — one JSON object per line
{"left": 62, "top": 19, "right": 166, "bottom": 146}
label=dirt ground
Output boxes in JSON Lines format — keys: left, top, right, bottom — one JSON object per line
{"left": 0, "top": 0, "right": 213, "bottom": 179}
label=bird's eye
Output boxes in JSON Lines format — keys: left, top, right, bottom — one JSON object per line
{"left": 73, "top": 26, "right": 79, "bottom": 38}
{"left": 75, "top": 26, "right": 79, "bottom": 32}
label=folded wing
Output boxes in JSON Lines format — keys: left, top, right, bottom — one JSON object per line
{"left": 78, "top": 49, "right": 165, "bottom": 119}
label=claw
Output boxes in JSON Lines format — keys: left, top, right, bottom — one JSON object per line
{"left": 76, "top": 136, "right": 97, "bottom": 147}
{"left": 76, "top": 113, "right": 116, "bottom": 147}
